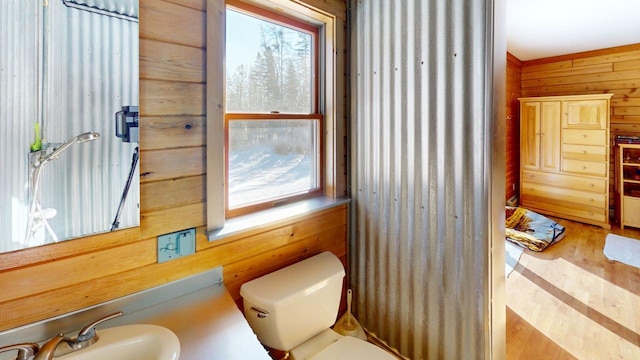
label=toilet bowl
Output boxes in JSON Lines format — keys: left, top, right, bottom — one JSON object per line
{"left": 240, "top": 252, "right": 395, "bottom": 360}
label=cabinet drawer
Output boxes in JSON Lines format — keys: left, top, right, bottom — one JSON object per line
{"left": 522, "top": 181, "right": 606, "bottom": 208}
{"left": 623, "top": 196, "right": 640, "bottom": 228}
{"left": 522, "top": 170, "right": 606, "bottom": 193}
{"left": 521, "top": 194, "right": 606, "bottom": 222}
{"left": 562, "top": 159, "right": 607, "bottom": 176}
{"left": 562, "top": 129, "right": 606, "bottom": 146}
{"left": 562, "top": 144, "right": 607, "bottom": 163}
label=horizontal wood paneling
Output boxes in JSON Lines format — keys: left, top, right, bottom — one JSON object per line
{"left": 139, "top": 0, "right": 205, "bottom": 48}
{"left": 0, "top": 0, "right": 348, "bottom": 333}
{"left": 520, "top": 43, "right": 640, "bottom": 215}
{"left": 140, "top": 175, "right": 205, "bottom": 211}
{"left": 140, "top": 147, "right": 206, "bottom": 182}
{"left": 140, "top": 116, "right": 206, "bottom": 150}
{"left": 140, "top": 39, "right": 205, "bottom": 83}
{"left": 140, "top": 80, "right": 206, "bottom": 116}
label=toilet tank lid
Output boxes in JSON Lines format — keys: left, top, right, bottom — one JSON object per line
{"left": 240, "top": 252, "right": 345, "bottom": 307}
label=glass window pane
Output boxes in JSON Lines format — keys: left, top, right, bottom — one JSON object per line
{"left": 226, "top": 9, "right": 313, "bottom": 114}
{"left": 228, "top": 119, "right": 319, "bottom": 208}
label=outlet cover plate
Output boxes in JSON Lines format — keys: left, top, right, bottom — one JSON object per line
{"left": 158, "top": 228, "right": 196, "bottom": 263}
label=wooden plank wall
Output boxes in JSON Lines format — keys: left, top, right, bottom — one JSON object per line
{"left": 519, "top": 44, "right": 640, "bottom": 214}
{"left": 506, "top": 53, "right": 522, "bottom": 201}
{"left": 0, "top": 0, "right": 347, "bottom": 332}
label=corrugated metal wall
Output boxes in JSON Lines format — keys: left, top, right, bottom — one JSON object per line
{"left": 350, "top": 1, "right": 503, "bottom": 358}
{"left": 0, "top": 0, "right": 41, "bottom": 251}
{"left": 1, "top": 0, "right": 138, "bottom": 250}
{"left": 42, "top": 0, "right": 139, "bottom": 243}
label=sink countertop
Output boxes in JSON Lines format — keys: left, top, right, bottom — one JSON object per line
{"left": 108, "top": 282, "right": 271, "bottom": 360}
{"left": 0, "top": 270, "right": 270, "bottom": 360}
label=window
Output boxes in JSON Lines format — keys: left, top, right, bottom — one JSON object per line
{"left": 225, "top": 1, "right": 322, "bottom": 217}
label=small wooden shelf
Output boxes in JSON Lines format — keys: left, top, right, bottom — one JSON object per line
{"left": 616, "top": 143, "right": 640, "bottom": 229}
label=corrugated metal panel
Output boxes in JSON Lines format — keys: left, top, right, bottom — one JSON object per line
{"left": 350, "top": 1, "right": 499, "bottom": 358}
{"left": 0, "top": 0, "right": 138, "bottom": 250}
{"left": 0, "top": 1, "right": 41, "bottom": 251}
{"left": 39, "top": 0, "right": 139, "bottom": 243}
{"left": 63, "top": 0, "right": 138, "bottom": 19}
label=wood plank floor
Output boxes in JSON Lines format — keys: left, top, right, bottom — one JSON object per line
{"left": 506, "top": 218, "right": 640, "bottom": 360}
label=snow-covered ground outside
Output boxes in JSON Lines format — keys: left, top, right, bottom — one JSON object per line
{"left": 228, "top": 145, "right": 316, "bottom": 208}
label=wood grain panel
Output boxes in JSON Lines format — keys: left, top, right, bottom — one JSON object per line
{"left": 140, "top": 80, "right": 206, "bottom": 116}
{"left": 140, "top": 202, "right": 206, "bottom": 239}
{"left": 140, "top": 175, "right": 205, "bottom": 211}
{"left": 163, "top": 0, "right": 205, "bottom": 11}
{"left": 139, "top": 116, "right": 205, "bottom": 150}
{"left": 198, "top": 206, "right": 347, "bottom": 250}
{"left": 521, "top": 60, "right": 573, "bottom": 74}
{"left": 522, "top": 69, "right": 639, "bottom": 89}
{"left": 140, "top": 38, "right": 205, "bottom": 83}
{"left": 139, "top": 0, "right": 205, "bottom": 47}
{"left": 521, "top": 63, "right": 613, "bottom": 81}
{"left": 0, "top": 239, "right": 156, "bottom": 302}
{"left": 0, "top": 0, "right": 348, "bottom": 335}
{"left": 140, "top": 147, "right": 206, "bottom": 182}
{"left": 0, "top": 227, "right": 139, "bottom": 272}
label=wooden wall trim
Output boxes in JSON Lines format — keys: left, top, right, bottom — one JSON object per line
{"left": 522, "top": 43, "right": 640, "bottom": 67}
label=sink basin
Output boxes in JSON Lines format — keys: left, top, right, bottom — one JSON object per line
{"left": 58, "top": 324, "right": 180, "bottom": 360}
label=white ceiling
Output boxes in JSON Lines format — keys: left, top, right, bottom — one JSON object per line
{"left": 507, "top": 0, "right": 640, "bottom": 61}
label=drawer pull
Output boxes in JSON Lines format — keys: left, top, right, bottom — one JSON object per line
{"left": 590, "top": 199, "right": 594, "bottom": 202}
{"left": 582, "top": 134, "right": 587, "bottom": 138}
{"left": 582, "top": 166, "right": 587, "bottom": 170}
{"left": 583, "top": 150, "right": 587, "bottom": 154}
{"left": 590, "top": 184, "right": 594, "bottom": 187}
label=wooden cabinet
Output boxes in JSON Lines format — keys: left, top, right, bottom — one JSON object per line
{"left": 615, "top": 144, "right": 640, "bottom": 229}
{"left": 519, "top": 94, "right": 613, "bottom": 229}
{"left": 521, "top": 101, "right": 561, "bottom": 172}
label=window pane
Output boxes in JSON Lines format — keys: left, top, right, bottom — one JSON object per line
{"left": 228, "top": 120, "right": 319, "bottom": 208}
{"left": 226, "top": 9, "right": 313, "bottom": 114}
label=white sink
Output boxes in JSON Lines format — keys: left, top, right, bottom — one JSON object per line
{"left": 58, "top": 324, "right": 180, "bottom": 360}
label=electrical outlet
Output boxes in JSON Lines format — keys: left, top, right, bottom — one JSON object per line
{"left": 158, "top": 228, "right": 196, "bottom": 263}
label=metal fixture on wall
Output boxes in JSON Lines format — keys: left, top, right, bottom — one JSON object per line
{"left": 26, "top": 132, "right": 100, "bottom": 244}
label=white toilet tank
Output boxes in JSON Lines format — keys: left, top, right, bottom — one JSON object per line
{"left": 240, "top": 251, "right": 346, "bottom": 351}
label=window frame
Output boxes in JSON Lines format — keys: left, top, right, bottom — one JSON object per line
{"left": 207, "top": 0, "right": 345, "bottom": 237}
{"left": 224, "top": 0, "right": 324, "bottom": 218}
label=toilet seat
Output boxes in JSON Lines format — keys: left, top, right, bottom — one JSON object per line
{"left": 310, "top": 336, "right": 396, "bottom": 360}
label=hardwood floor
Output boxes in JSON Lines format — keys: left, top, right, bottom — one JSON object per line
{"left": 506, "top": 218, "right": 640, "bottom": 360}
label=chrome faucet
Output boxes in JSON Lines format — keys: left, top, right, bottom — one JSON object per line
{"left": 0, "top": 343, "right": 39, "bottom": 360}
{"left": 33, "top": 335, "right": 74, "bottom": 360}
{"left": 33, "top": 311, "right": 123, "bottom": 360}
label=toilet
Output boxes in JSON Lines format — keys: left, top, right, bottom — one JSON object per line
{"left": 240, "top": 251, "right": 396, "bottom": 360}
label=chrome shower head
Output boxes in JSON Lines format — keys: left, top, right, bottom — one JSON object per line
{"left": 76, "top": 132, "right": 100, "bottom": 143}
{"left": 39, "top": 131, "right": 100, "bottom": 165}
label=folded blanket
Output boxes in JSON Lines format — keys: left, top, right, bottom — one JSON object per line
{"left": 505, "top": 206, "right": 566, "bottom": 252}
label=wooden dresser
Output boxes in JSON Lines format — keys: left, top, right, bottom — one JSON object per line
{"left": 519, "top": 94, "right": 613, "bottom": 229}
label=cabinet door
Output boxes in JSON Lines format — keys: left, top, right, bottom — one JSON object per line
{"left": 563, "top": 99, "right": 608, "bottom": 129}
{"left": 540, "top": 101, "right": 561, "bottom": 172}
{"left": 521, "top": 102, "right": 540, "bottom": 170}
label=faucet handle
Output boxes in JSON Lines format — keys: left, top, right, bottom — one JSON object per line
{"left": 76, "top": 311, "right": 123, "bottom": 342}
{"left": 0, "top": 343, "right": 40, "bottom": 360}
